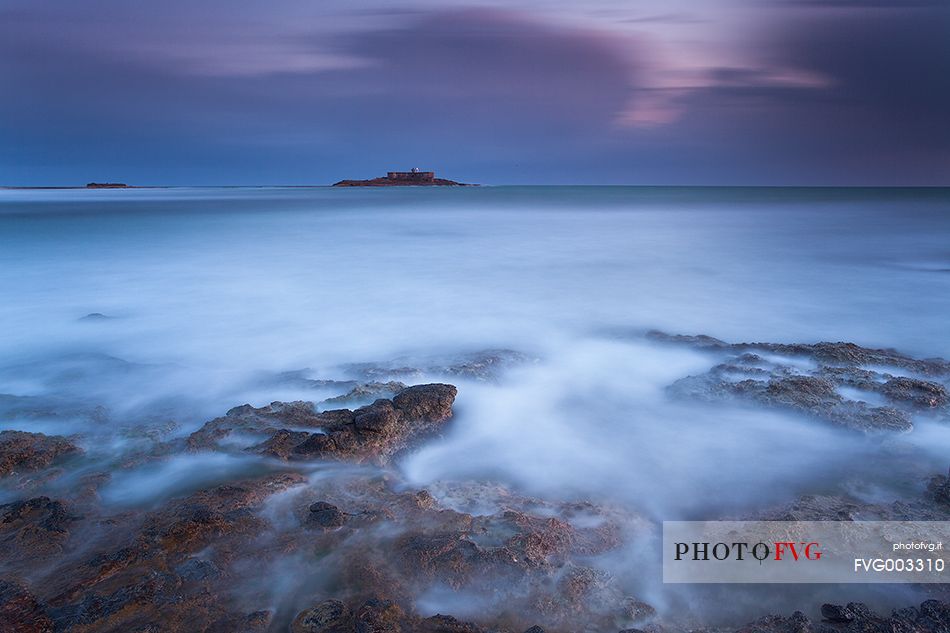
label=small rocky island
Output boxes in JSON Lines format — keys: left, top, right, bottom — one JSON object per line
{"left": 333, "top": 168, "right": 472, "bottom": 187}
{"left": 86, "top": 182, "right": 129, "bottom": 189}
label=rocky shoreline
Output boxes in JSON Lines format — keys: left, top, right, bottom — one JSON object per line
{"left": 0, "top": 336, "right": 948, "bottom": 632}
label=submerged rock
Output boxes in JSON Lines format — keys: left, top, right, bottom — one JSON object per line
{"left": 753, "top": 470, "right": 950, "bottom": 521}
{"left": 321, "top": 381, "right": 407, "bottom": 406}
{"left": 342, "top": 349, "right": 534, "bottom": 382}
{"left": 647, "top": 330, "right": 950, "bottom": 376}
{"left": 0, "top": 430, "right": 81, "bottom": 477}
{"left": 651, "top": 331, "right": 950, "bottom": 432}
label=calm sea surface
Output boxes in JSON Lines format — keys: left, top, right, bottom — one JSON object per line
{"left": 1, "top": 186, "right": 948, "bottom": 620}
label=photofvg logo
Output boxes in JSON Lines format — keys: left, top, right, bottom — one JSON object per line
{"left": 674, "top": 540, "right": 822, "bottom": 563}
{"left": 663, "top": 521, "right": 949, "bottom": 584}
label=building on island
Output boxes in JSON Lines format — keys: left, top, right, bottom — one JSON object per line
{"left": 386, "top": 168, "right": 435, "bottom": 183}
{"left": 332, "top": 168, "right": 471, "bottom": 187}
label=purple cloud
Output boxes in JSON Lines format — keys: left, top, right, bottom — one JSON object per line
{"left": 0, "top": 1, "right": 947, "bottom": 184}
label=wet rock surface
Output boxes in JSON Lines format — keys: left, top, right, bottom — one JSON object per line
{"left": 0, "top": 431, "right": 82, "bottom": 477}
{"left": 0, "top": 497, "right": 79, "bottom": 562}
{"left": 649, "top": 331, "right": 950, "bottom": 432}
{"left": 341, "top": 349, "right": 535, "bottom": 382}
{"left": 189, "top": 383, "right": 457, "bottom": 464}
{"left": 732, "top": 600, "right": 950, "bottom": 633}
{"left": 0, "top": 345, "right": 947, "bottom": 633}
{"left": 752, "top": 478, "right": 950, "bottom": 522}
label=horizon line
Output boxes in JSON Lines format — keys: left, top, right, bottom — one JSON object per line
{"left": 3, "top": 184, "right": 950, "bottom": 190}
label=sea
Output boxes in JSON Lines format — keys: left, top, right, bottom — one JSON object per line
{"left": 1, "top": 185, "right": 948, "bottom": 623}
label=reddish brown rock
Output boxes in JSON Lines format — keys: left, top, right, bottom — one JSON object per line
{"left": 191, "top": 383, "right": 458, "bottom": 465}
{"left": 0, "top": 579, "right": 54, "bottom": 633}
{"left": 291, "top": 600, "right": 351, "bottom": 632}
{"left": 0, "top": 497, "right": 78, "bottom": 562}
{"left": 291, "top": 597, "right": 489, "bottom": 633}
{"left": 733, "top": 600, "right": 950, "bottom": 633}
{"left": 29, "top": 472, "right": 306, "bottom": 632}
{"left": 0, "top": 430, "right": 81, "bottom": 477}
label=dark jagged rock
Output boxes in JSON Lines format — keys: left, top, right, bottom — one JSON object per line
{"left": 391, "top": 383, "right": 458, "bottom": 423}
{"left": 0, "top": 579, "right": 54, "bottom": 633}
{"left": 290, "top": 599, "right": 350, "bottom": 633}
{"left": 186, "top": 400, "right": 326, "bottom": 450}
{"left": 47, "top": 570, "right": 180, "bottom": 630}
{"left": 926, "top": 470, "right": 950, "bottom": 506}
{"left": 174, "top": 558, "right": 221, "bottom": 582}
{"left": 882, "top": 378, "right": 949, "bottom": 409}
{"left": 291, "top": 598, "right": 486, "bottom": 633}
{"left": 821, "top": 603, "right": 869, "bottom": 623}
{"left": 651, "top": 331, "right": 950, "bottom": 432}
{"left": 734, "top": 600, "right": 950, "bottom": 633}
{"left": 307, "top": 501, "right": 346, "bottom": 529}
{"left": 0, "top": 430, "right": 82, "bottom": 477}
{"left": 734, "top": 610, "right": 814, "bottom": 633}
{"left": 254, "top": 429, "right": 313, "bottom": 459}
{"left": 0, "top": 497, "right": 79, "bottom": 561}
{"left": 9, "top": 472, "right": 309, "bottom": 633}
{"left": 191, "top": 383, "right": 457, "bottom": 465}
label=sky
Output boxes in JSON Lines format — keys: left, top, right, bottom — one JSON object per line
{"left": 1, "top": 0, "right": 948, "bottom": 186}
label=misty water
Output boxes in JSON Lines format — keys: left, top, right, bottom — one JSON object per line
{"left": 1, "top": 186, "right": 949, "bottom": 626}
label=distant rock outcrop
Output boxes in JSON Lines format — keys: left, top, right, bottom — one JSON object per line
{"left": 85, "top": 182, "right": 129, "bottom": 188}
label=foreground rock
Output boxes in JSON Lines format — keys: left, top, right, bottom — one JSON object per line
{"left": 750, "top": 469, "right": 949, "bottom": 522}
{"left": 0, "top": 464, "right": 647, "bottom": 633}
{"left": 647, "top": 331, "right": 950, "bottom": 432}
{"left": 0, "top": 430, "right": 81, "bottom": 477}
{"left": 277, "top": 475, "right": 645, "bottom": 632}
{"left": 734, "top": 600, "right": 950, "bottom": 633}
{"left": 0, "top": 579, "right": 55, "bottom": 633}
{"left": 188, "top": 383, "right": 458, "bottom": 465}
{"left": 0, "top": 472, "right": 305, "bottom": 632}
{"left": 0, "top": 497, "right": 79, "bottom": 563}
{"left": 290, "top": 598, "right": 485, "bottom": 633}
